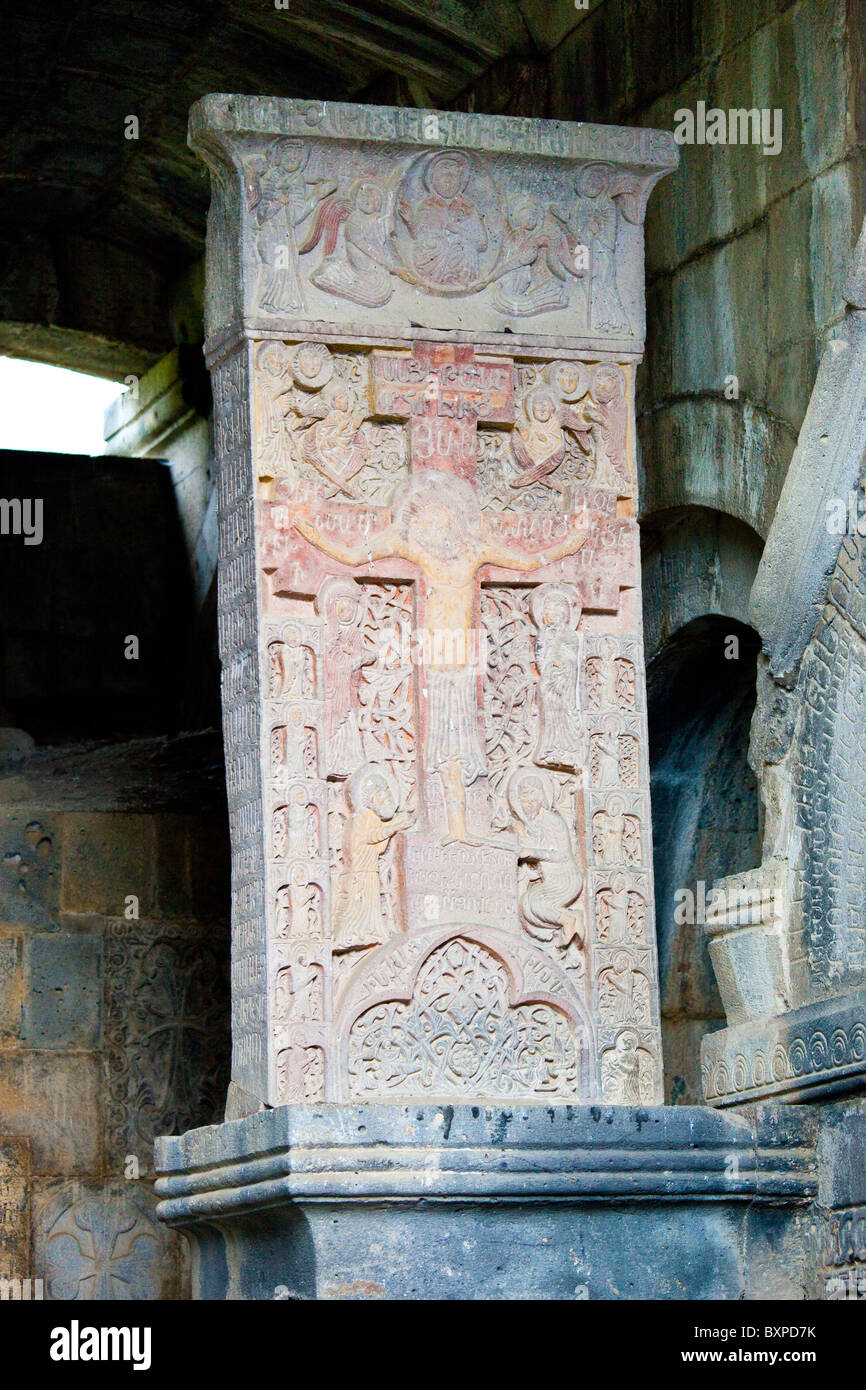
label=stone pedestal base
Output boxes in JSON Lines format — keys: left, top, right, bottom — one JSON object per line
{"left": 702, "top": 988, "right": 866, "bottom": 1106}
{"left": 155, "top": 1103, "right": 817, "bottom": 1300}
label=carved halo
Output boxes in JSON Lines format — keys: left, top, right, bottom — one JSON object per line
{"left": 576, "top": 161, "right": 613, "bottom": 199}
{"left": 528, "top": 581, "right": 581, "bottom": 631}
{"left": 522, "top": 385, "right": 559, "bottom": 424}
{"left": 545, "top": 360, "right": 589, "bottom": 403}
{"left": 507, "top": 765, "right": 555, "bottom": 821}
{"left": 345, "top": 760, "right": 399, "bottom": 815}
{"left": 591, "top": 363, "right": 626, "bottom": 404}
{"left": 291, "top": 341, "right": 333, "bottom": 389}
{"left": 393, "top": 468, "right": 483, "bottom": 538}
{"left": 315, "top": 575, "right": 362, "bottom": 619}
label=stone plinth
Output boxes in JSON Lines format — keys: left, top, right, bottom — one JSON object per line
{"left": 155, "top": 1102, "right": 818, "bottom": 1300}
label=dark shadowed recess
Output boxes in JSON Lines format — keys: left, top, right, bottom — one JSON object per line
{"left": 0, "top": 449, "right": 215, "bottom": 742}
{"left": 647, "top": 616, "right": 762, "bottom": 1090}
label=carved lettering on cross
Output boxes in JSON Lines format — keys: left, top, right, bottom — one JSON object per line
{"left": 370, "top": 342, "right": 513, "bottom": 482}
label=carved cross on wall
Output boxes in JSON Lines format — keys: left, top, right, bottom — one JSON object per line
{"left": 263, "top": 342, "right": 633, "bottom": 841}
{"left": 370, "top": 342, "right": 513, "bottom": 482}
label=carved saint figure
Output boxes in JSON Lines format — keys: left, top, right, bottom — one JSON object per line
{"left": 276, "top": 864, "right": 320, "bottom": 939}
{"left": 510, "top": 386, "right": 601, "bottom": 491}
{"left": 508, "top": 768, "right": 584, "bottom": 950}
{"left": 273, "top": 706, "right": 310, "bottom": 779}
{"left": 530, "top": 584, "right": 584, "bottom": 769}
{"left": 586, "top": 638, "right": 634, "bottom": 711}
{"left": 399, "top": 151, "right": 487, "bottom": 291}
{"left": 303, "top": 178, "right": 394, "bottom": 308}
{"left": 275, "top": 954, "right": 323, "bottom": 1023}
{"left": 256, "top": 341, "right": 295, "bottom": 479}
{"left": 274, "top": 785, "right": 315, "bottom": 861}
{"left": 246, "top": 139, "right": 336, "bottom": 315}
{"left": 294, "top": 471, "right": 587, "bottom": 844}
{"left": 333, "top": 764, "right": 413, "bottom": 953}
{"left": 573, "top": 164, "right": 629, "bottom": 335}
{"left": 592, "top": 716, "right": 622, "bottom": 789}
{"left": 602, "top": 1029, "right": 648, "bottom": 1104}
{"left": 268, "top": 627, "right": 310, "bottom": 699}
{"left": 591, "top": 364, "right": 630, "bottom": 491}
{"left": 592, "top": 794, "right": 641, "bottom": 866}
{"left": 598, "top": 950, "right": 651, "bottom": 1025}
{"left": 316, "top": 578, "right": 374, "bottom": 778}
{"left": 596, "top": 872, "right": 646, "bottom": 944}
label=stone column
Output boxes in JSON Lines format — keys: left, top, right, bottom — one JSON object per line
{"left": 187, "top": 96, "right": 678, "bottom": 1117}
{"left": 701, "top": 216, "right": 866, "bottom": 1107}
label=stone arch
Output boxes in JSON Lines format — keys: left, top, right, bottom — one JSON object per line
{"left": 334, "top": 925, "right": 595, "bottom": 1103}
{"left": 641, "top": 505, "right": 764, "bottom": 661}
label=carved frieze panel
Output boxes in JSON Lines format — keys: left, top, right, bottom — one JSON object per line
{"left": 191, "top": 97, "right": 677, "bottom": 350}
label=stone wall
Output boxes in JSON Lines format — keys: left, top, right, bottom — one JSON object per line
{"left": 449, "top": 0, "right": 866, "bottom": 1099}
{"left": 0, "top": 735, "right": 230, "bottom": 1300}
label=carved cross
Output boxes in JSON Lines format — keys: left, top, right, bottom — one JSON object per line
{"left": 370, "top": 342, "right": 513, "bottom": 481}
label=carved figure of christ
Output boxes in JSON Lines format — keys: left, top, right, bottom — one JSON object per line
{"left": 293, "top": 468, "right": 587, "bottom": 845}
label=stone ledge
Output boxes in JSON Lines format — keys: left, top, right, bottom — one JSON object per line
{"left": 154, "top": 1102, "right": 817, "bottom": 1220}
{"left": 702, "top": 989, "right": 866, "bottom": 1106}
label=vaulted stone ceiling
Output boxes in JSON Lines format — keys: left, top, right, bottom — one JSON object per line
{"left": 0, "top": 0, "right": 553, "bottom": 377}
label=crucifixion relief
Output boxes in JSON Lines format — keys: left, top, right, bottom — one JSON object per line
{"left": 193, "top": 96, "right": 675, "bottom": 1112}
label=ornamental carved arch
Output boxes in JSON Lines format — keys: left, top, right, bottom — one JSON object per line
{"left": 333, "top": 924, "right": 596, "bottom": 1103}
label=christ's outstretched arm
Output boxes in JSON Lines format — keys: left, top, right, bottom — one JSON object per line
{"left": 293, "top": 516, "right": 399, "bottom": 567}
{"left": 482, "top": 527, "right": 586, "bottom": 571}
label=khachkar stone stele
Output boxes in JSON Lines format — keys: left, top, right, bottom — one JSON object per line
{"left": 190, "top": 95, "right": 677, "bottom": 1114}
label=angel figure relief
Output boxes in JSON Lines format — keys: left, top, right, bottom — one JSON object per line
{"left": 299, "top": 178, "right": 395, "bottom": 309}
{"left": 510, "top": 385, "right": 603, "bottom": 492}
{"left": 246, "top": 139, "right": 337, "bottom": 315}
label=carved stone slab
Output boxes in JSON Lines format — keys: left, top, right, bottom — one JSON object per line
{"left": 190, "top": 96, "right": 677, "bottom": 354}
{"left": 193, "top": 98, "right": 676, "bottom": 1109}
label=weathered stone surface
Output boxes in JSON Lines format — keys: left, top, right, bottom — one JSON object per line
{"left": 61, "top": 813, "right": 155, "bottom": 917}
{"left": 0, "top": 1139, "right": 30, "bottom": 1282}
{"left": 702, "top": 989, "right": 866, "bottom": 1106}
{"left": 0, "top": 1054, "right": 102, "bottom": 1175}
{"left": 0, "top": 813, "right": 61, "bottom": 928}
{"left": 155, "top": 1102, "right": 818, "bottom": 1299}
{"left": 104, "top": 919, "right": 229, "bottom": 1169}
{"left": 22, "top": 931, "right": 103, "bottom": 1051}
{"left": 0, "top": 932, "right": 23, "bottom": 1044}
{"left": 190, "top": 98, "right": 676, "bottom": 1111}
{"left": 190, "top": 95, "right": 677, "bottom": 350}
{"left": 700, "top": 217, "right": 866, "bottom": 1109}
